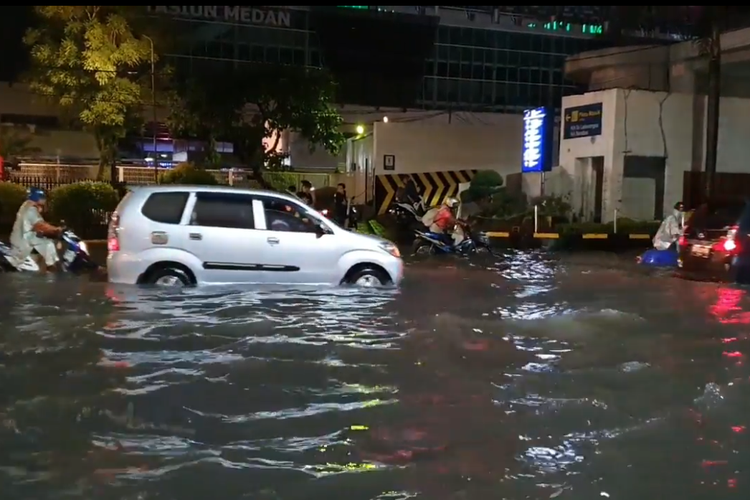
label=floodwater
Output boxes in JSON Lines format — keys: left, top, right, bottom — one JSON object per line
{"left": 1, "top": 252, "right": 749, "bottom": 500}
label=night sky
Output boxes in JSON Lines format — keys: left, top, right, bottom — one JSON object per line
{"left": 0, "top": 6, "right": 34, "bottom": 82}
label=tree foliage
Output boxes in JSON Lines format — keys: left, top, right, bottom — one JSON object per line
{"left": 23, "top": 6, "right": 155, "bottom": 179}
{"left": 166, "top": 64, "right": 345, "bottom": 178}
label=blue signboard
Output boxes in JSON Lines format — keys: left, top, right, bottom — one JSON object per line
{"left": 522, "top": 107, "right": 552, "bottom": 173}
{"left": 563, "top": 102, "right": 603, "bottom": 139}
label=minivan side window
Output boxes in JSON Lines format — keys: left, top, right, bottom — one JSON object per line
{"left": 261, "top": 198, "right": 317, "bottom": 233}
{"left": 141, "top": 192, "right": 189, "bottom": 224}
{"left": 191, "top": 193, "right": 254, "bottom": 229}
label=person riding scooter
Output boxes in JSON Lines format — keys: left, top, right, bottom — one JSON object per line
{"left": 652, "top": 201, "right": 685, "bottom": 251}
{"left": 421, "top": 197, "right": 459, "bottom": 246}
{"left": 5, "top": 187, "right": 63, "bottom": 272}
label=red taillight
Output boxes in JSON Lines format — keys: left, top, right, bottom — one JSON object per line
{"left": 678, "top": 235, "right": 687, "bottom": 247}
{"left": 713, "top": 225, "right": 740, "bottom": 254}
{"left": 107, "top": 237, "right": 120, "bottom": 252}
{"left": 108, "top": 212, "right": 120, "bottom": 253}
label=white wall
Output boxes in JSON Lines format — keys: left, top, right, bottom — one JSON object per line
{"left": 347, "top": 133, "right": 375, "bottom": 205}
{"left": 555, "top": 88, "right": 750, "bottom": 222}
{"left": 371, "top": 111, "right": 522, "bottom": 179}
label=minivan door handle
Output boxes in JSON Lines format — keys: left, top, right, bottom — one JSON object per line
{"left": 267, "top": 237, "right": 280, "bottom": 245}
{"left": 189, "top": 233, "right": 202, "bottom": 241}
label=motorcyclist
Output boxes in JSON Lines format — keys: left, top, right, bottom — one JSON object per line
{"left": 427, "top": 197, "right": 459, "bottom": 246}
{"left": 402, "top": 175, "right": 420, "bottom": 206}
{"left": 653, "top": 201, "right": 685, "bottom": 251}
{"left": 6, "top": 187, "right": 63, "bottom": 271}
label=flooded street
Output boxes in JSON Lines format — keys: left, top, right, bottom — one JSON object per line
{"left": 1, "top": 252, "right": 749, "bottom": 499}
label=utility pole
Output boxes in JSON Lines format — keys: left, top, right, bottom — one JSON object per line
{"left": 143, "top": 35, "right": 158, "bottom": 183}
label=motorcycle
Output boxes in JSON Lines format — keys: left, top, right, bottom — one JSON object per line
{"left": 389, "top": 197, "right": 426, "bottom": 227}
{"left": 320, "top": 197, "right": 360, "bottom": 231}
{"left": 412, "top": 221, "right": 498, "bottom": 257}
{"left": 637, "top": 247, "right": 678, "bottom": 267}
{"left": 0, "top": 228, "right": 97, "bottom": 273}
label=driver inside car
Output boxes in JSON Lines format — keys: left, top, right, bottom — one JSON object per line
{"left": 6, "top": 187, "right": 63, "bottom": 272}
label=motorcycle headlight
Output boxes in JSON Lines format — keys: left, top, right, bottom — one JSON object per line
{"left": 78, "top": 241, "right": 89, "bottom": 254}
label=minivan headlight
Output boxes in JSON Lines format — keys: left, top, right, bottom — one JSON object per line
{"left": 380, "top": 241, "right": 401, "bottom": 258}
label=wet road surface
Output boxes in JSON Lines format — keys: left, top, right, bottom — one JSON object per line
{"left": 1, "top": 251, "right": 749, "bottom": 499}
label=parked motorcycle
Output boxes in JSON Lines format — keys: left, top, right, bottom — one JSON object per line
{"left": 0, "top": 228, "right": 98, "bottom": 273}
{"left": 389, "top": 197, "right": 428, "bottom": 234}
{"left": 412, "top": 221, "right": 498, "bottom": 257}
{"left": 321, "top": 197, "right": 360, "bottom": 231}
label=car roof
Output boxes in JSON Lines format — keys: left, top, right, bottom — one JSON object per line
{"left": 130, "top": 185, "right": 301, "bottom": 203}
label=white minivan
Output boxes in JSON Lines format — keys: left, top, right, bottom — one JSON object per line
{"left": 106, "top": 185, "right": 403, "bottom": 287}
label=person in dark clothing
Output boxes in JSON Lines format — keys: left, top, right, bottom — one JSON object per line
{"left": 297, "top": 180, "right": 314, "bottom": 206}
{"left": 333, "top": 183, "right": 349, "bottom": 227}
{"left": 402, "top": 175, "right": 420, "bottom": 205}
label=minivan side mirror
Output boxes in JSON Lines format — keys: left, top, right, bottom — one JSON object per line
{"left": 314, "top": 223, "right": 330, "bottom": 238}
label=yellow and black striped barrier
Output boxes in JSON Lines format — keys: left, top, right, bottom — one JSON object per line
{"left": 375, "top": 170, "right": 476, "bottom": 215}
{"left": 484, "top": 232, "right": 653, "bottom": 240}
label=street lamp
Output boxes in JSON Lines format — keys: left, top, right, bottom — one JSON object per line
{"left": 143, "top": 35, "right": 157, "bottom": 183}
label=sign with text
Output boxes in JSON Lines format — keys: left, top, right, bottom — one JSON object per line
{"left": 563, "top": 102, "right": 603, "bottom": 139}
{"left": 146, "top": 6, "right": 292, "bottom": 27}
{"left": 522, "top": 107, "right": 552, "bottom": 173}
{"left": 383, "top": 154, "right": 395, "bottom": 171}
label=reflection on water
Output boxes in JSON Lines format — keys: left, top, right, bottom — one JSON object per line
{"left": 1, "top": 252, "right": 750, "bottom": 499}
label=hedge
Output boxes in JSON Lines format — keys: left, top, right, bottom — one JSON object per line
{"left": 0, "top": 182, "right": 29, "bottom": 225}
{"left": 46, "top": 182, "right": 120, "bottom": 228}
{"left": 159, "top": 162, "right": 218, "bottom": 185}
{"left": 0, "top": 181, "right": 120, "bottom": 234}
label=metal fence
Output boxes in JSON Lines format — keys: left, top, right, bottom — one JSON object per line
{"left": 7, "top": 165, "right": 340, "bottom": 191}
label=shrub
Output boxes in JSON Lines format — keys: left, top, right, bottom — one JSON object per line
{"left": 159, "top": 162, "right": 218, "bottom": 185}
{"left": 46, "top": 182, "right": 120, "bottom": 229}
{"left": 462, "top": 170, "right": 504, "bottom": 203}
{"left": 0, "top": 181, "right": 29, "bottom": 225}
{"left": 263, "top": 171, "right": 299, "bottom": 192}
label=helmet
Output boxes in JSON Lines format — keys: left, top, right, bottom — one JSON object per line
{"left": 444, "top": 197, "right": 459, "bottom": 208}
{"left": 28, "top": 187, "right": 46, "bottom": 202}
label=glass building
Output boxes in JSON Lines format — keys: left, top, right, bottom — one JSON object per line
{"left": 151, "top": 6, "right": 614, "bottom": 112}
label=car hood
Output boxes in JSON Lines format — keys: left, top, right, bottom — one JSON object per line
{"left": 356, "top": 232, "right": 392, "bottom": 247}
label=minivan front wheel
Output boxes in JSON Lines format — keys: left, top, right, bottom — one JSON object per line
{"left": 147, "top": 267, "right": 191, "bottom": 287}
{"left": 347, "top": 267, "right": 391, "bottom": 287}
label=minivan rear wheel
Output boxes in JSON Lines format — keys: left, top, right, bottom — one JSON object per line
{"left": 348, "top": 267, "right": 390, "bottom": 287}
{"left": 147, "top": 267, "right": 191, "bottom": 287}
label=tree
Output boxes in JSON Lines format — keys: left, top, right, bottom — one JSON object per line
{"left": 0, "top": 125, "right": 41, "bottom": 160}
{"left": 23, "top": 6, "right": 155, "bottom": 180}
{"left": 167, "top": 64, "right": 345, "bottom": 185}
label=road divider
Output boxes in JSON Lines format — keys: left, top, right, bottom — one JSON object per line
{"left": 483, "top": 232, "right": 652, "bottom": 240}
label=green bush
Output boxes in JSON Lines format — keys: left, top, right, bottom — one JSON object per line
{"left": 160, "top": 162, "right": 218, "bottom": 185}
{"left": 46, "top": 182, "right": 120, "bottom": 228}
{"left": 462, "top": 170, "right": 504, "bottom": 203}
{"left": 263, "top": 171, "right": 299, "bottom": 192}
{"left": 0, "top": 181, "right": 29, "bottom": 224}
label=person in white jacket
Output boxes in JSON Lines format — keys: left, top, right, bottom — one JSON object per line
{"left": 6, "top": 187, "right": 63, "bottom": 271}
{"left": 653, "top": 201, "right": 685, "bottom": 251}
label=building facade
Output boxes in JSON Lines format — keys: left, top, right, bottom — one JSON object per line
{"left": 149, "top": 6, "right": 612, "bottom": 113}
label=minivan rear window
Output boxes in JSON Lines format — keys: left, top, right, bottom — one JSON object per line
{"left": 141, "top": 192, "right": 189, "bottom": 224}
{"left": 691, "top": 202, "right": 747, "bottom": 230}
